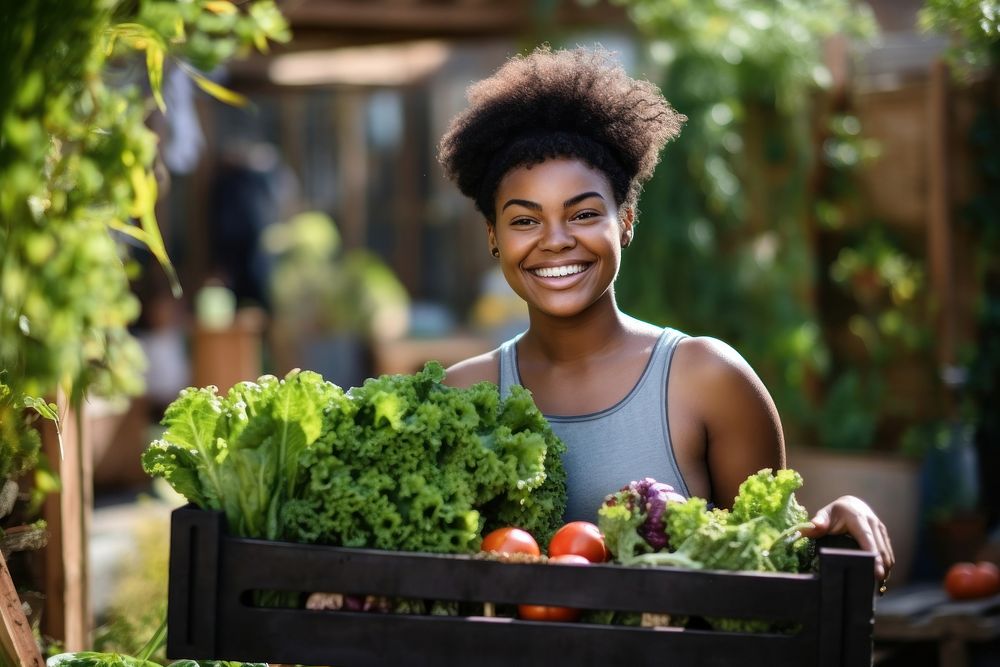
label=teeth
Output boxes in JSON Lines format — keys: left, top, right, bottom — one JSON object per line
{"left": 532, "top": 264, "right": 587, "bottom": 278}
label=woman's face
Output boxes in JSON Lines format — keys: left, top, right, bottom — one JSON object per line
{"left": 489, "top": 158, "right": 633, "bottom": 319}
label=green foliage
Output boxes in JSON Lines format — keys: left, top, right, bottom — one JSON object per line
{"left": 599, "top": 468, "right": 811, "bottom": 572}
{"left": 263, "top": 211, "right": 411, "bottom": 339}
{"left": 286, "top": 362, "right": 568, "bottom": 552}
{"left": 0, "top": 0, "right": 288, "bottom": 485}
{"left": 962, "top": 105, "right": 1000, "bottom": 456}
{"left": 143, "top": 363, "right": 568, "bottom": 554}
{"left": 612, "top": 0, "right": 877, "bottom": 442}
{"left": 598, "top": 469, "right": 812, "bottom": 632}
{"left": 0, "top": 380, "right": 42, "bottom": 480}
{"left": 919, "top": 0, "right": 1000, "bottom": 77}
{"left": 142, "top": 369, "right": 339, "bottom": 540}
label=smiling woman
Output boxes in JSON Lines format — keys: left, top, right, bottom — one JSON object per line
{"left": 438, "top": 45, "right": 895, "bottom": 582}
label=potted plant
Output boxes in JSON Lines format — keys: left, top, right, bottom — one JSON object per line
{"left": 263, "top": 211, "right": 410, "bottom": 388}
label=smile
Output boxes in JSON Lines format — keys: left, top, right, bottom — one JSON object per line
{"left": 530, "top": 263, "right": 590, "bottom": 278}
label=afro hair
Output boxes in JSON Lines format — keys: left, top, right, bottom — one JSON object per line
{"left": 438, "top": 46, "right": 685, "bottom": 223}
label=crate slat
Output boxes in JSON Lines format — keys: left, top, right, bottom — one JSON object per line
{"left": 222, "top": 535, "right": 819, "bottom": 618}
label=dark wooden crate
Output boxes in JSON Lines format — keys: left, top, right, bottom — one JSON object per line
{"left": 167, "top": 505, "right": 875, "bottom": 667}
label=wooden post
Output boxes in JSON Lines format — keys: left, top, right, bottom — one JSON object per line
{"left": 39, "top": 393, "right": 91, "bottom": 650}
{"left": 927, "top": 59, "right": 956, "bottom": 374}
{"left": 336, "top": 91, "right": 368, "bottom": 251}
{"left": 0, "top": 550, "right": 44, "bottom": 666}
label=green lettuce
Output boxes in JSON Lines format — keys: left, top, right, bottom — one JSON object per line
{"left": 141, "top": 369, "right": 341, "bottom": 540}
{"left": 143, "top": 362, "right": 567, "bottom": 554}
{"left": 600, "top": 469, "right": 814, "bottom": 632}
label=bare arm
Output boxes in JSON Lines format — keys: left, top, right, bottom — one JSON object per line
{"left": 681, "top": 336, "right": 894, "bottom": 580}
{"left": 679, "top": 337, "right": 784, "bottom": 510}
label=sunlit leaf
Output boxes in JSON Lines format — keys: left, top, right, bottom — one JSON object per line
{"left": 107, "top": 217, "right": 152, "bottom": 246}
{"left": 204, "top": 1, "right": 238, "bottom": 15}
{"left": 250, "top": 1, "right": 292, "bottom": 43}
{"left": 22, "top": 396, "right": 58, "bottom": 423}
{"left": 180, "top": 63, "right": 249, "bottom": 107}
{"left": 147, "top": 43, "right": 166, "bottom": 113}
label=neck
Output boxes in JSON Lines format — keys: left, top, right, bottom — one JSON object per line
{"left": 521, "top": 291, "right": 631, "bottom": 364}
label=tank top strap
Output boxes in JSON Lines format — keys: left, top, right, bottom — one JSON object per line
{"left": 647, "top": 326, "right": 687, "bottom": 391}
{"left": 497, "top": 332, "right": 524, "bottom": 399}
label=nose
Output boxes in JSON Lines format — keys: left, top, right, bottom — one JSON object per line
{"left": 538, "top": 220, "right": 575, "bottom": 252}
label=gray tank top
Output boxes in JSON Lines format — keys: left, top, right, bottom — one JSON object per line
{"left": 498, "top": 328, "right": 690, "bottom": 523}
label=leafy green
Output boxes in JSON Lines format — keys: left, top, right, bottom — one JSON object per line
{"left": 632, "top": 469, "right": 812, "bottom": 573}
{"left": 47, "top": 653, "right": 160, "bottom": 667}
{"left": 47, "top": 656, "right": 265, "bottom": 667}
{"left": 142, "top": 369, "right": 340, "bottom": 541}
{"left": 600, "top": 469, "right": 813, "bottom": 632}
{"left": 284, "top": 362, "right": 567, "bottom": 553}
{"left": 144, "top": 362, "right": 567, "bottom": 554}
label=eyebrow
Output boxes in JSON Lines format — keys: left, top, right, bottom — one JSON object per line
{"left": 500, "top": 191, "right": 606, "bottom": 212}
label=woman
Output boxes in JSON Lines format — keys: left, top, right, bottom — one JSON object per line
{"left": 439, "top": 46, "right": 893, "bottom": 582}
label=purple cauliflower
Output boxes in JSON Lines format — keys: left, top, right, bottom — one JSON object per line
{"left": 598, "top": 477, "right": 687, "bottom": 562}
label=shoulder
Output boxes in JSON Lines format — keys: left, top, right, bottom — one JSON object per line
{"left": 444, "top": 349, "right": 501, "bottom": 388}
{"left": 671, "top": 335, "right": 777, "bottom": 424}
{"left": 673, "top": 335, "right": 761, "bottom": 387}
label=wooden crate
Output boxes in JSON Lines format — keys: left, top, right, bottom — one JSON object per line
{"left": 167, "top": 506, "right": 875, "bottom": 667}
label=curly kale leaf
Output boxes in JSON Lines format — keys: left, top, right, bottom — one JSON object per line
{"left": 286, "top": 362, "right": 567, "bottom": 553}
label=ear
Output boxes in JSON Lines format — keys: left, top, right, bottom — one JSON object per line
{"left": 620, "top": 207, "right": 635, "bottom": 248}
{"left": 486, "top": 222, "right": 498, "bottom": 254}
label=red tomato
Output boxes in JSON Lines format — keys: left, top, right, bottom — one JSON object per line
{"left": 517, "top": 604, "right": 580, "bottom": 622}
{"left": 517, "top": 554, "right": 588, "bottom": 622}
{"left": 943, "top": 561, "right": 1000, "bottom": 600}
{"left": 481, "top": 527, "right": 540, "bottom": 556}
{"left": 548, "top": 521, "right": 608, "bottom": 563}
{"left": 975, "top": 561, "right": 1000, "bottom": 594}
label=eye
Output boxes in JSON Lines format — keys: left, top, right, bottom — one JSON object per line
{"left": 572, "top": 210, "right": 600, "bottom": 221}
{"left": 510, "top": 217, "right": 537, "bottom": 226}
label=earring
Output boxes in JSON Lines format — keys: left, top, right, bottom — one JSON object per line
{"left": 491, "top": 247, "right": 500, "bottom": 258}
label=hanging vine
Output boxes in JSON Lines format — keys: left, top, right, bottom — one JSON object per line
{"left": 610, "top": 0, "right": 876, "bottom": 443}
{"left": 0, "top": 0, "right": 288, "bottom": 515}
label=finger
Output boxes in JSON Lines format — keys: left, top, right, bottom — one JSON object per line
{"left": 878, "top": 521, "right": 894, "bottom": 572}
{"left": 864, "top": 518, "right": 889, "bottom": 581}
{"left": 801, "top": 508, "right": 831, "bottom": 538}
{"left": 847, "top": 519, "right": 883, "bottom": 578}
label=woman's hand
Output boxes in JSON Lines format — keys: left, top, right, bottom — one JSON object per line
{"left": 799, "top": 495, "right": 894, "bottom": 583}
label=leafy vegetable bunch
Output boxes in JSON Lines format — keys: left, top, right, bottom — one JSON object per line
{"left": 49, "top": 615, "right": 264, "bottom": 666}
{"left": 598, "top": 469, "right": 813, "bottom": 632}
{"left": 599, "top": 468, "right": 812, "bottom": 573}
{"left": 284, "top": 362, "right": 568, "bottom": 552}
{"left": 48, "top": 655, "right": 264, "bottom": 667}
{"left": 142, "top": 368, "right": 340, "bottom": 541}
{"left": 143, "top": 362, "right": 568, "bottom": 553}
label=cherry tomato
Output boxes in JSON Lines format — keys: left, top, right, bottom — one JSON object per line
{"left": 943, "top": 561, "right": 1000, "bottom": 600}
{"left": 517, "top": 554, "right": 588, "bottom": 622}
{"left": 517, "top": 603, "right": 580, "bottom": 622}
{"left": 548, "top": 521, "right": 608, "bottom": 563}
{"left": 481, "top": 527, "right": 540, "bottom": 556}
